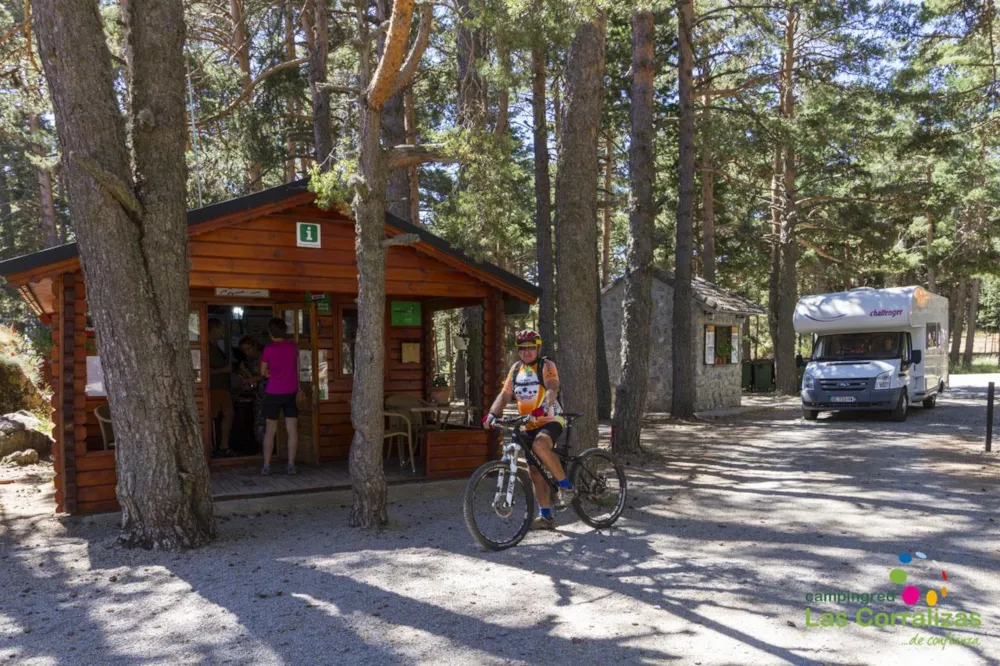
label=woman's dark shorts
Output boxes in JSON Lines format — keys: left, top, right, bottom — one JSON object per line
{"left": 521, "top": 422, "right": 564, "bottom": 469}
{"left": 263, "top": 392, "right": 298, "bottom": 420}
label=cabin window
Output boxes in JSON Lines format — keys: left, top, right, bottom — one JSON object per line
{"left": 340, "top": 307, "right": 358, "bottom": 376}
{"left": 705, "top": 325, "right": 736, "bottom": 365}
{"left": 926, "top": 323, "right": 941, "bottom": 348}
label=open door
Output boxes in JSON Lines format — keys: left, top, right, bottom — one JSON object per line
{"left": 273, "top": 302, "right": 319, "bottom": 465}
{"left": 189, "top": 302, "right": 211, "bottom": 461}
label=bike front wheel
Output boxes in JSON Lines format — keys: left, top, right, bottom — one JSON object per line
{"left": 463, "top": 460, "right": 535, "bottom": 551}
{"left": 570, "top": 449, "right": 627, "bottom": 528}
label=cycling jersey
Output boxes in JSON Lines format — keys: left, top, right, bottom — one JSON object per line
{"left": 502, "top": 358, "right": 565, "bottom": 431}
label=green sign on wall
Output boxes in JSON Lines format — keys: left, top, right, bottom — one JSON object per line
{"left": 390, "top": 301, "right": 421, "bottom": 327}
{"left": 297, "top": 221, "right": 321, "bottom": 248}
{"left": 305, "top": 291, "right": 332, "bottom": 315}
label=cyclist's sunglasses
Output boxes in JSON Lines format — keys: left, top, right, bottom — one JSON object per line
{"left": 516, "top": 345, "right": 539, "bottom": 351}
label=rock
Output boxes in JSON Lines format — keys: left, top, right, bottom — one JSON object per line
{"left": 2, "top": 449, "right": 39, "bottom": 466}
{"left": 0, "top": 411, "right": 53, "bottom": 457}
{"left": 0, "top": 359, "right": 51, "bottom": 417}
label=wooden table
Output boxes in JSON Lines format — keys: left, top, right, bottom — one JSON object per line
{"left": 410, "top": 404, "right": 466, "bottom": 430}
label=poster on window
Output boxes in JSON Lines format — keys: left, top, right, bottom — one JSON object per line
{"left": 86, "top": 356, "right": 106, "bottom": 396}
{"left": 704, "top": 325, "right": 715, "bottom": 365}
{"left": 731, "top": 327, "right": 740, "bottom": 364}
{"left": 318, "top": 350, "right": 329, "bottom": 400}
{"left": 299, "top": 349, "right": 313, "bottom": 382}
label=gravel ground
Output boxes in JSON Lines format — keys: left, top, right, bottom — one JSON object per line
{"left": 1, "top": 375, "right": 998, "bottom": 666}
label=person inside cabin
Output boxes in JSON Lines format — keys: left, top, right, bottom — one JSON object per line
{"left": 208, "top": 318, "right": 235, "bottom": 457}
{"left": 238, "top": 336, "right": 267, "bottom": 447}
{"left": 260, "top": 317, "right": 301, "bottom": 476}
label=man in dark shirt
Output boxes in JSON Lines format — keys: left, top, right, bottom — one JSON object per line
{"left": 208, "top": 318, "right": 234, "bottom": 456}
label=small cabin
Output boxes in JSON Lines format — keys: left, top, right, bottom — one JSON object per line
{"left": 0, "top": 179, "right": 538, "bottom": 514}
{"left": 602, "top": 270, "right": 764, "bottom": 413}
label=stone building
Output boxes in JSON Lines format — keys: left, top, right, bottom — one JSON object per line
{"left": 602, "top": 270, "right": 765, "bottom": 413}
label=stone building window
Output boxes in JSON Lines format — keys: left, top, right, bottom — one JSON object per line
{"left": 705, "top": 324, "right": 740, "bottom": 365}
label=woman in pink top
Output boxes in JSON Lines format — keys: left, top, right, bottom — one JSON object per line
{"left": 260, "top": 317, "right": 300, "bottom": 475}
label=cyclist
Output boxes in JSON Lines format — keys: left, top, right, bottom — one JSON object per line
{"left": 483, "top": 329, "right": 574, "bottom": 530}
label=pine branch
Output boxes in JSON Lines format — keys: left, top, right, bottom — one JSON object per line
{"left": 387, "top": 3, "right": 433, "bottom": 101}
{"left": 387, "top": 143, "right": 456, "bottom": 170}
{"left": 382, "top": 233, "right": 420, "bottom": 247}
{"left": 70, "top": 152, "right": 143, "bottom": 219}
{"left": 367, "top": 0, "right": 416, "bottom": 110}
{"left": 198, "top": 57, "right": 308, "bottom": 125}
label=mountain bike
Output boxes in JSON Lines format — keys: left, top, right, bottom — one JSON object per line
{"left": 463, "top": 413, "right": 627, "bottom": 551}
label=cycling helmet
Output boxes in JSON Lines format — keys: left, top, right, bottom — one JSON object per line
{"left": 515, "top": 329, "right": 542, "bottom": 348}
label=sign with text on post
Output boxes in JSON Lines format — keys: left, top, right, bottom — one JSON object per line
{"left": 297, "top": 221, "right": 321, "bottom": 248}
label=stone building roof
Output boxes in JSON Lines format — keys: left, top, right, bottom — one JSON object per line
{"left": 603, "top": 268, "right": 765, "bottom": 316}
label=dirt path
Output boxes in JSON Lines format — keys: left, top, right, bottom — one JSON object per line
{"left": 1, "top": 381, "right": 998, "bottom": 665}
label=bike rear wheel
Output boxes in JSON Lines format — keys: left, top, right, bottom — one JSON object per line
{"left": 463, "top": 460, "right": 535, "bottom": 551}
{"left": 570, "top": 449, "right": 627, "bottom": 528}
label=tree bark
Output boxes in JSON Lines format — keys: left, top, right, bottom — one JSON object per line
{"left": 29, "top": 114, "right": 59, "bottom": 248}
{"left": 700, "top": 90, "right": 715, "bottom": 283}
{"left": 672, "top": 0, "right": 696, "bottom": 418}
{"left": 378, "top": 0, "right": 410, "bottom": 221}
{"left": 404, "top": 87, "right": 420, "bottom": 224}
{"left": 950, "top": 277, "right": 967, "bottom": 365}
{"left": 554, "top": 12, "right": 606, "bottom": 451}
{"left": 0, "top": 160, "right": 14, "bottom": 257}
{"left": 925, "top": 167, "right": 936, "bottom": 293}
{"left": 457, "top": 0, "right": 488, "bottom": 413}
{"left": 283, "top": 0, "right": 298, "bottom": 182}
{"left": 496, "top": 39, "right": 510, "bottom": 136}
{"left": 770, "top": 9, "right": 800, "bottom": 396}
{"left": 602, "top": 136, "right": 613, "bottom": 286}
{"left": 963, "top": 277, "right": 981, "bottom": 367}
{"left": 596, "top": 268, "right": 611, "bottom": 420}
{"left": 229, "top": 0, "right": 261, "bottom": 190}
{"left": 347, "top": 0, "right": 429, "bottom": 527}
{"left": 34, "top": 0, "right": 214, "bottom": 549}
{"left": 611, "top": 9, "right": 655, "bottom": 455}
{"left": 531, "top": 43, "right": 556, "bottom": 355}
{"left": 306, "top": 0, "right": 332, "bottom": 171}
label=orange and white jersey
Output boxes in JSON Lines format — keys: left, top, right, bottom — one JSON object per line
{"left": 502, "top": 358, "right": 565, "bottom": 431}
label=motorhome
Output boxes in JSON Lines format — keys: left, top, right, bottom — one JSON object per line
{"left": 792, "top": 287, "right": 949, "bottom": 422}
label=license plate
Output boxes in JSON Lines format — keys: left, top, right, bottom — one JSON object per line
{"left": 832, "top": 396, "right": 856, "bottom": 403}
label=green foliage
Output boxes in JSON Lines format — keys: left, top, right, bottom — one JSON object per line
{"left": 0, "top": 323, "right": 51, "bottom": 418}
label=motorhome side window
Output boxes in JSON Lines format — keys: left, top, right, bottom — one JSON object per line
{"left": 926, "top": 323, "right": 941, "bottom": 348}
{"left": 813, "top": 332, "right": 902, "bottom": 361}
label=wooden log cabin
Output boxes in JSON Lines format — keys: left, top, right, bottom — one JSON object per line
{"left": 0, "top": 179, "right": 538, "bottom": 514}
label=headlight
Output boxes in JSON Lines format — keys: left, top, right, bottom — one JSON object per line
{"left": 803, "top": 373, "right": 815, "bottom": 390}
{"left": 874, "top": 371, "right": 892, "bottom": 390}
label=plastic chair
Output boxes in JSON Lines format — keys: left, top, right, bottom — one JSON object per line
{"left": 95, "top": 403, "right": 115, "bottom": 450}
{"left": 383, "top": 410, "right": 414, "bottom": 472}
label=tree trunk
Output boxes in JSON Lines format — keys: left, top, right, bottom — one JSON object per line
{"left": 554, "top": 13, "right": 606, "bottom": 451}
{"left": 283, "top": 0, "right": 298, "bottom": 182}
{"left": 672, "top": 0, "right": 696, "bottom": 418}
{"left": 963, "top": 277, "right": 981, "bottom": 367}
{"left": 404, "top": 87, "right": 420, "bottom": 224}
{"left": 611, "top": 9, "right": 655, "bottom": 455}
{"left": 496, "top": 40, "right": 510, "bottom": 136}
{"left": 0, "top": 160, "right": 14, "bottom": 257}
{"left": 457, "top": 0, "right": 488, "bottom": 414}
{"left": 741, "top": 317, "right": 752, "bottom": 361}
{"left": 602, "top": 136, "right": 613, "bottom": 286}
{"left": 950, "top": 277, "right": 967, "bottom": 365}
{"left": 701, "top": 90, "right": 715, "bottom": 283}
{"left": 596, "top": 268, "right": 612, "bottom": 420}
{"left": 29, "top": 115, "right": 59, "bottom": 248}
{"left": 229, "top": 0, "right": 261, "bottom": 190}
{"left": 553, "top": 79, "right": 561, "bottom": 161}
{"left": 34, "top": 0, "right": 214, "bottom": 549}
{"left": 925, "top": 167, "right": 936, "bottom": 293}
{"left": 306, "top": 0, "right": 332, "bottom": 171}
{"left": 771, "top": 9, "right": 800, "bottom": 396}
{"left": 531, "top": 43, "right": 556, "bottom": 355}
{"left": 378, "top": 0, "right": 410, "bottom": 221}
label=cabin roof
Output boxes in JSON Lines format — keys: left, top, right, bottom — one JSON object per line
{"left": 0, "top": 178, "right": 540, "bottom": 301}
{"left": 603, "top": 268, "right": 764, "bottom": 316}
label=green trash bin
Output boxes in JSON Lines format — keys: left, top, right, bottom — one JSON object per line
{"left": 741, "top": 361, "right": 753, "bottom": 391}
{"left": 753, "top": 360, "right": 774, "bottom": 392}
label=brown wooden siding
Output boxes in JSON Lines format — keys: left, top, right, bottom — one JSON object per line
{"left": 425, "top": 428, "right": 492, "bottom": 478}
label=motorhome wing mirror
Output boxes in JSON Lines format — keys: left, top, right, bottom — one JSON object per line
{"left": 910, "top": 349, "right": 922, "bottom": 365}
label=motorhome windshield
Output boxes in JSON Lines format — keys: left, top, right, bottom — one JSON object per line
{"left": 813, "top": 332, "right": 901, "bottom": 361}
